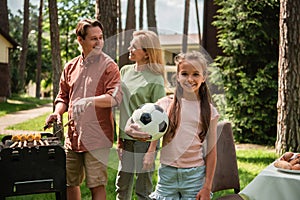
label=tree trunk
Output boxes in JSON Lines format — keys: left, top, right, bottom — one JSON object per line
{"left": 95, "top": 0, "right": 118, "bottom": 59}
{"left": 182, "top": 0, "right": 190, "bottom": 53}
{"left": 18, "top": 0, "right": 30, "bottom": 92}
{"left": 139, "top": 0, "right": 144, "bottom": 30}
{"left": 48, "top": 0, "right": 63, "bottom": 140}
{"left": 146, "top": 0, "right": 157, "bottom": 34}
{"left": 202, "top": 0, "right": 222, "bottom": 59}
{"left": 36, "top": 0, "right": 43, "bottom": 99}
{"left": 117, "top": 0, "right": 123, "bottom": 67}
{"left": 0, "top": 0, "right": 9, "bottom": 33}
{"left": 195, "top": 0, "right": 202, "bottom": 47}
{"left": 276, "top": 0, "right": 300, "bottom": 154}
{"left": 119, "top": 0, "right": 136, "bottom": 67}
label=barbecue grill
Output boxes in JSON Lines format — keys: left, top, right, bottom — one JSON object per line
{"left": 0, "top": 133, "right": 66, "bottom": 200}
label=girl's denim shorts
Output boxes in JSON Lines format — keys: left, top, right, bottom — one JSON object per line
{"left": 150, "top": 164, "right": 212, "bottom": 200}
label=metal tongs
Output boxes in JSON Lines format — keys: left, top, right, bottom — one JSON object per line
{"left": 43, "top": 119, "right": 74, "bottom": 136}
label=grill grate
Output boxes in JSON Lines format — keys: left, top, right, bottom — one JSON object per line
{"left": 0, "top": 133, "right": 66, "bottom": 200}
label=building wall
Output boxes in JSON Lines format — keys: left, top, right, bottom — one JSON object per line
{"left": 0, "top": 34, "right": 13, "bottom": 63}
{"left": 159, "top": 33, "right": 201, "bottom": 65}
{"left": 163, "top": 50, "right": 175, "bottom": 65}
{"left": 0, "top": 34, "right": 14, "bottom": 101}
{"left": 162, "top": 44, "right": 200, "bottom": 65}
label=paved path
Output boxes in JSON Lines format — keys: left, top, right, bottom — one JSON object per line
{"left": 0, "top": 103, "right": 53, "bottom": 135}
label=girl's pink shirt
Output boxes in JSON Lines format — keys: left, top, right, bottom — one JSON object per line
{"left": 157, "top": 96, "right": 219, "bottom": 168}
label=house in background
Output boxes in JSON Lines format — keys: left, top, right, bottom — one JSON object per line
{"left": 0, "top": 28, "right": 18, "bottom": 102}
{"left": 159, "top": 33, "right": 201, "bottom": 65}
{"left": 158, "top": 33, "right": 201, "bottom": 94}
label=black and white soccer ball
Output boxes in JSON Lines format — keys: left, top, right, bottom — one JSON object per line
{"left": 131, "top": 103, "right": 169, "bottom": 141}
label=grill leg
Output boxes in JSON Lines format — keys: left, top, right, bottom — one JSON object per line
{"left": 55, "top": 191, "right": 67, "bottom": 200}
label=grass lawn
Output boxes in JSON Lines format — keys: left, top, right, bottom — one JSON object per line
{"left": 1, "top": 115, "right": 278, "bottom": 199}
{"left": 0, "top": 96, "right": 279, "bottom": 199}
{"left": 0, "top": 141, "right": 277, "bottom": 199}
{"left": 0, "top": 94, "right": 51, "bottom": 117}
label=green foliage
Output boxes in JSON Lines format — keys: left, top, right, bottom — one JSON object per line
{"left": 212, "top": 0, "right": 279, "bottom": 145}
{"left": 8, "top": 1, "right": 95, "bottom": 94}
{"left": 55, "top": 0, "right": 95, "bottom": 65}
{"left": 9, "top": 3, "right": 52, "bottom": 94}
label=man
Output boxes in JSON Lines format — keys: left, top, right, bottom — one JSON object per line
{"left": 45, "top": 19, "right": 122, "bottom": 200}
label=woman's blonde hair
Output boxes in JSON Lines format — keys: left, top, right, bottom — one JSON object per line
{"left": 132, "top": 30, "right": 165, "bottom": 78}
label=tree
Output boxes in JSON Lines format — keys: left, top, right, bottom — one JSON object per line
{"left": 119, "top": 0, "right": 136, "bottom": 67}
{"left": 117, "top": 0, "right": 123, "bottom": 66}
{"left": 9, "top": 3, "right": 52, "bottom": 95}
{"left": 182, "top": 0, "right": 190, "bottom": 53}
{"left": 57, "top": 0, "right": 94, "bottom": 64}
{"left": 195, "top": 0, "right": 202, "bottom": 47}
{"left": 48, "top": 0, "right": 63, "bottom": 139}
{"left": 35, "top": 0, "right": 43, "bottom": 99}
{"left": 18, "top": 0, "right": 30, "bottom": 92}
{"left": 0, "top": 0, "right": 9, "bottom": 33}
{"left": 202, "top": 0, "right": 222, "bottom": 59}
{"left": 96, "top": 0, "right": 118, "bottom": 59}
{"left": 146, "top": 0, "right": 157, "bottom": 34}
{"left": 139, "top": 0, "right": 144, "bottom": 30}
{"left": 213, "top": 0, "right": 279, "bottom": 145}
{"left": 276, "top": 0, "right": 300, "bottom": 154}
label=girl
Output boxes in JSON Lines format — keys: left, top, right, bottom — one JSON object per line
{"left": 127, "top": 51, "right": 219, "bottom": 200}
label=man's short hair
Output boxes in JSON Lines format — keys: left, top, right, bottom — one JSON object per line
{"left": 75, "top": 19, "right": 104, "bottom": 40}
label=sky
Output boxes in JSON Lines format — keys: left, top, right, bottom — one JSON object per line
{"left": 8, "top": 0, "right": 204, "bottom": 34}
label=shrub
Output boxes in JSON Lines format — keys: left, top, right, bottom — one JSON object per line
{"left": 212, "top": 0, "right": 279, "bottom": 145}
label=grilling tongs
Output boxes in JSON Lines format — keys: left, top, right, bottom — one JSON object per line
{"left": 43, "top": 119, "right": 74, "bottom": 134}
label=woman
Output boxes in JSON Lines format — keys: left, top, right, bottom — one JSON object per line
{"left": 116, "top": 30, "right": 166, "bottom": 200}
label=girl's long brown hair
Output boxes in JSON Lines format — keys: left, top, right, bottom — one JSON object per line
{"left": 163, "top": 51, "right": 212, "bottom": 145}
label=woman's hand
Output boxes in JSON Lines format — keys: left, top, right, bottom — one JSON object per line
{"left": 143, "top": 151, "right": 156, "bottom": 171}
{"left": 117, "top": 138, "right": 124, "bottom": 160}
{"left": 125, "top": 121, "right": 152, "bottom": 141}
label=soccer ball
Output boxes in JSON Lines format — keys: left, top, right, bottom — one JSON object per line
{"left": 131, "top": 103, "right": 169, "bottom": 141}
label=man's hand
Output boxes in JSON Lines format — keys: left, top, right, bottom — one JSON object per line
{"left": 73, "top": 98, "right": 93, "bottom": 119}
{"left": 44, "top": 113, "right": 62, "bottom": 130}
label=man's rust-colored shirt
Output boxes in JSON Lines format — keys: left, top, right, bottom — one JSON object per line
{"left": 55, "top": 51, "right": 122, "bottom": 152}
